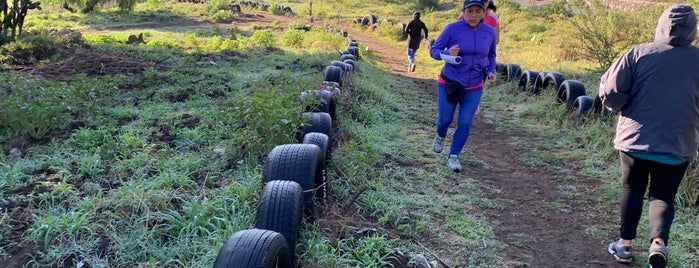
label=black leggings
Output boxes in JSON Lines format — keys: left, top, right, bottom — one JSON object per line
{"left": 618, "top": 151, "right": 688, "bottom": 245}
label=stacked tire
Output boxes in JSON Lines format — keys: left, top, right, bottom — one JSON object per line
{"left": 213, "top": 39, "right": 362, "bottom": 268}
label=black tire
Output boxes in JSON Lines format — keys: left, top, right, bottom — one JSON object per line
{"left": 346, "top": 46, "right": 359, "bottom": 60}
{"left": 303, "top": 132, "right": 330, "bottom": 163}
{"left": 348, "top": 40, "right": 358, "bottom": 47}
{"left": 533, "top": 71, "right": 548, "bottom": 94}
{"left": 518, "top": 70, "right": 539, "bottom": 92}
{"left": 301, "top": 112, "right": 332, "bottom": 142}
{"left": 299, "top": 90, "right": 336, "bottom": 121}
{"left": 571, "top": 95, "right": 594, "bottom": 120}
{"left": 331, "top": 60, "right": 349, "bottom": 72}
{"left": 213, "top": 229, "right": 292, "bottom": 268}
{"left": 341, "top": 54, "right": 355, "bottom": 61}
{"left": 495, "top": 62, "right": 505, "bottom": 76}
{"left": 254, "top": 180, "right": 303, "bottom": 261}
{"left": 324, "top": 65, "right": 343, "bottom": 86}
{"left": 542, "top": 72, "right": 566, "bottom": 93}
{"left": 558, "top": 80, "right": 587, "bottom": 107}
{"left": 343, "top": 59, "right": 356, "bottom": 71}
{"left": 361, "top": 14, "right": 377, "bottom": 26}
{"left": 263, "top": 143, "right": 325, "bottom": 210}
{"left": 398, "top": 22, "right": 408, "bottom": 41}
{"left": 505, "top": 63, "right": 521, "bottom": 82}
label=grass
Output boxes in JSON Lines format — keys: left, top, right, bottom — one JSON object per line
{"left": 1, "top": 0, "right": 698, "bottom": 267}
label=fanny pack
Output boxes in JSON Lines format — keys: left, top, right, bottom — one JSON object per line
{"left": 441, "top": 74, "right": 464, "bottom": 103}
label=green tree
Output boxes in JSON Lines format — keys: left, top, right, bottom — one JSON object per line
{"left": 0, "top": 0, "right": 42, "bottom": 45}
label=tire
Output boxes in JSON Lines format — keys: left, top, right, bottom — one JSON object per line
{"left": 213, "top": 229, "right": 292, "bottom": 268}
{"left": 542, "top": 72, "right": 565, "bottom": 93}
{"left": 263, "top": 143, "right": 325, "bottom": 210}
{"left": 504, "top": 63, "right": 522, "bottom": 82}
{"left": 301, "top": 112, "right": 332, "bottom": 142}
{"left": 341, "top": 54, "right": 355, "bottom": 61}
{"left": 495, "top": 62, "right": 505, "bottom": 76}
{"left": 571, "top": 95, "right": 594, "bottom": 120}
{"left": 331, "top": 60, "right": 349, "bottom": 72}
{"left": 518, "top": 70, "right": 539, "bottom": 92}
{"left": 346, "top": 46, "right": 359, "bottom": 60}
{"left": 533, "top": 71, "right": 548, "bottom": 94}
{"left": 348, "top": 40, "right": 358, "bottom": 47}
{"left": 303, "top": 132, "right": 330, "bottom": 163}
{"left": 324, "top": 65, "right": 343, "bottom": 86}
{"left": 557, "top": 80, "right": 587, "bottom": 107}
{"left": 299, "top": 90, "right": 336, "bottom": 120}
{"left": 397, "top": 22, "right": 408, "bottom": 41}
{"left": 343, "top": 59, "right": 356, "bottom": 71}
{"left": 361, "top": 14, "right": 377, "bottom": 26}
{"left": 255, "top": 180, "right": 303, "bottom": 261}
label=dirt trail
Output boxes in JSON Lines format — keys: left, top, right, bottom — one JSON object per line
{"left": 346, "top": 26, "right": 624, "bottom": 268}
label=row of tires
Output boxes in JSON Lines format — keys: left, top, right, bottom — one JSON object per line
{"left": 212, "top": 39, "right": 363, "bottom": 268}
{"left": 495, "top": 62, "right": 612, "bottom": 120}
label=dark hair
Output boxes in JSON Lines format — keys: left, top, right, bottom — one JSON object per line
{"left": 413, "top": 12, "right": 420, "bottom": 19}
{"left": 487, "top": 0, "right": 497, "bottom": 12}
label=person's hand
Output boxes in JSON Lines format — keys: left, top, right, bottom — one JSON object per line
{"left": 448, "top": 45, "right": 460, "bottom": 56}
{"left": 487, "top": 72, "right": 497, "bottom": 84}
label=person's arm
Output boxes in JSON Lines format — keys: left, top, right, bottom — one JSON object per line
{"left": 422, "top": 23, "right": 429, "bottom": 39}
{"left": 494, "top": 24, "right": 500, "bottom": 45}
{"left": 487, "top": 28, "right": 497, "bottom": 83}
{"left": 599, "top": 49, "right": 635, "bottom": 112}
{"left": 430, "top": 25, "right": 452, "bottom": 60}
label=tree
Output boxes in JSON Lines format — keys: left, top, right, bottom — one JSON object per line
{"left": 0, "top": 0, "right": 42, "bottom": 45}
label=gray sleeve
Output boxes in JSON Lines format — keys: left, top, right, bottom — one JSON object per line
{"left": 599, "top": 49, "right": 635, "bottom": 112}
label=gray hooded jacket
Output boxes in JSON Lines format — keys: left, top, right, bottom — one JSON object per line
{"left": 599, "top": 4, "right": 699, "bottom": 161}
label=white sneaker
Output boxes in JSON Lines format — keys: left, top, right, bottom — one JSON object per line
{"left": 447, "top": 154, "right": 461, "bottom": 172}
{"left": 433, "top": 136, "right": 444, "bottom": 153}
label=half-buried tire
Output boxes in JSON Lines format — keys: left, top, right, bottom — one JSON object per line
{"left": 254, "top": 180, "right": 303, "bottom": 262}
{"left": 303, "top": 132, "right": 330, "bottom": 163}
{"left": 324, "top": 65, "right": 343, "bottom": 87}
{"left": 558, "top": 80, "right": 587, "bottom": 108}
{"left": 571, "top": 95, "right": 594, "bottom": 120}
{"left": 263, "top": 143, "right": 326, "bottom": 212}
{"left": 213, "top": 229, "right": 292, "bottom": 268}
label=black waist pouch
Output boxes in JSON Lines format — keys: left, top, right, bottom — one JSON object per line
{"left": 441, "top": 74, "right": 463, "bottom": 103}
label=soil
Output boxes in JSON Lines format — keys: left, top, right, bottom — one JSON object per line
{"left": 1, "top": 7, "right": 637, "bottom": 268}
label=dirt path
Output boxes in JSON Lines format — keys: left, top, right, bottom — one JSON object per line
{"left": 345, "top": 26, "right": 625, "bottom": 268}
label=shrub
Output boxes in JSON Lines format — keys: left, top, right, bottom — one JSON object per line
{"left": 280, "top": 29, "right": 305, "bottom": 48}
{"left": 415, "top": 0, "right": 438, "bottom": 11}
{"left": 248, "top": 29, "right": 276, "bottom": 48}
{"left": 558, "top": 0, "right": 657, "bottom": 70}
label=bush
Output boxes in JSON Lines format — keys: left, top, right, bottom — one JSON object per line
{"left": 280, "top": 29, "right": 305, "bottom": 48}
{"left": 248, "top": 29, "right": 276, "bottom": 48}
{"left": 558, "top": 0, "right": 657, "bottom": 70}
{"left": 415, "top": 0, "right": 438, "bottom": 11}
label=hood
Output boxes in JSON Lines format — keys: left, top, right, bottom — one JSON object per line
{"left": 654, "top": 4, "right": 697, "bottom": 46}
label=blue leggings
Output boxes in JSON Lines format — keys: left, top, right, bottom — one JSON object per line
{"left": 407, "top": 48, "right": 416, "bottom": 64}
{"left": 435, "top": 83, "right": 483, "bottom": 155}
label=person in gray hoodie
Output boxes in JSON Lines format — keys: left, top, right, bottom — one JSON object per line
{"left": 599, "top": 4, "right": 699, "bottom": 267}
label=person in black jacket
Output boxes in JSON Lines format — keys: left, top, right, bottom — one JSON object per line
{"left": 600, "top": 4, "right": 699, "bottom": 268}
{"left": 405, "top": 12, "right": 428, "bottom": 72}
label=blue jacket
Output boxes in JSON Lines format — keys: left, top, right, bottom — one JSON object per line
{"left": 430, "top": 19, "right": 496, "bottom": 87}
